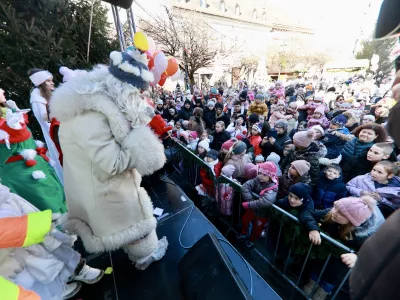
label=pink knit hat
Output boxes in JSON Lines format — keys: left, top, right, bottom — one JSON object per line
{"left": 314, "top": 106, "right": 325, "bottom": 115}
{"left": 258, "top": 162, "right": 278, "bottom": 195}
{"left": 293, "top": 129, "right": 315, "bottom": 148}
{"left": 221, "top": 139, "right": 235, "bottom": 151}
{"left": 277, "top": 100, "right": 286, "bottom": 106}
{"left": 244, "top": 163, "right": 257, "bottom": 179}
{"left": 291, "top": 160, "right": 311, "bottom": 176}
{"left": 335, "top": 196, "right": 376, "bottom": 226}
{"left": 189, "top": 131, "right": 198, "bottom": 139}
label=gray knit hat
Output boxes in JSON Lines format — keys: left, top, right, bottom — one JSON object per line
{"left": 232, "top": 141, "right": 247, "bottom": 155}
{"left": 109, "top": 50, "right": 154, "bottom": 90}
{"left": 255, "top": 94, "right": 264, "bottom": 100}
{"left": 274, "top": 119, "right": 288, "bottom": 130}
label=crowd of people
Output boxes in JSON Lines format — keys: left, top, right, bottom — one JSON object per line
{"left": 158, "top": 78, "right": 399, "bottom": 299}
{"left": 0, "top": 43, "right": 399, "bottom": 299}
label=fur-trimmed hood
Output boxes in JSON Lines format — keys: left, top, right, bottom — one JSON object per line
{"left": 51, "top": 66, "right": 136, "bottom": 143}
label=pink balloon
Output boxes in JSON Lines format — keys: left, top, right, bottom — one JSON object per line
{"left": 154, "top": 52, "right": 168, "bottom": 74}
{"left": 151, "top": 69, "right": 161, "bottom": 84}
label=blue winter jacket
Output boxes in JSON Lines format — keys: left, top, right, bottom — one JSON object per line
{"left": 340, "top": 138, "right": 374, "bottom": 182}
{"left": 313, "top": 171, "right": 347, "bottom": 209}
{"left": 322, "top": 128, "right": 350, "bottom": 159}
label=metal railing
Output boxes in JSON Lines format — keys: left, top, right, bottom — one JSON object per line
{"left": 167, "top": 140, "right": 353, "bottom": 299}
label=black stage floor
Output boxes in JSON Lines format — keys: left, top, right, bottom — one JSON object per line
{"left": 72, "top": 177, "right": 281, "bottom": 300}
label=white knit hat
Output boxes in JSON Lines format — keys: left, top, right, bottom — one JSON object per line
{"left": 198, "top": 140, "right": 210, "bottom": 152}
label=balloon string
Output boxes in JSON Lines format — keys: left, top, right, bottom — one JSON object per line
{"left": 87, "top": 0, "right": 95, "bottom": 63}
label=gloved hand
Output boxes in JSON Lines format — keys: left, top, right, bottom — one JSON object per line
{"left": 148, "top": 115, "right": 173, "bottom": 137}
{"left": 242, "top": 202, "right": 250, "bottom": 210}
{"left": 319, "top": 157, "right": 331, "bottom": 165}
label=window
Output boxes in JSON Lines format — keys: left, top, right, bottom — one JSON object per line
{"left": 253, "top": 9, "right": 257, "bottom": 19}
{"left": 262, "top": 12, "right": 266, "bottom": 21}
{"left": 200, "top": 0, "right": 206, "bottom": 8}
{"left": 220, "top": 1, "right": 225, "bottom": 12}
{"left": 235, "top": 5, "right": 240, "bottom": 16}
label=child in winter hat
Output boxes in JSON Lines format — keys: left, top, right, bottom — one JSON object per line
{"left": 241, "top": 161, "right": 279, "bottom": 210}
{"left": 266, "top": 152, "right": 282, "bottom": 177}
{"left": 278, "top": 160, "right": 311, "bottom": 199}
{"left": 276, "top": 183, "right": 321, "bottom": 245}
{"left": 361, "top": 114, "right": 376, "bottom": 124}
{"left": 291, "top": 160, "right": 311, "bottom": 176}
{"left": 334, "top": 196, "right": 376, "bottom": 226}
{"left": 255, "top": 154, "right": 265, "bottom": 164}
{"left": 197, "top": 139, "right": 210, "bottom": 158}
{"left": 307, "top": 106, "right": 329, "bottom": 129}
{"left": 293, "top": 129, "right": 315, "bottom": 148}
{"left": 311, "top": 125, "right": 325, "bottom": 140}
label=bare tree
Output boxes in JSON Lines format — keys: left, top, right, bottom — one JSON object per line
{"left": 140, "top": 8, "right": 220, "bottom": 86}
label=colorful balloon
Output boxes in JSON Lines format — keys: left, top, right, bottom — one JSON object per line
{"left": 158, "top": 72, "right": 167, "bottom": 86}
{"left": 154, "top": 52, "right": 168, "bottom": 74}
{"left": 148, "top": 37, "right": 156, "bottom": 54}
{"left": 151, "top": 69, "right": 161, "bottom": 84}
{"left": 133, "top": 32, "right": 149, "bottom": 51}
{"left": 146, "top": 51, "right": 154, "bottom": 70}
{"left": 166, "top": 57, "right": 179, "bottom": 76}
{"left": 170, "top": 69, "right": 181, "bottom": 81}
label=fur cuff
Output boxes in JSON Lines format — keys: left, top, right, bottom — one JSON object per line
{"left": 63, "top": 217, "right": 157, "bottom": 253}
{"left": 121, "top": 126, "right": 166, "bottom": 176}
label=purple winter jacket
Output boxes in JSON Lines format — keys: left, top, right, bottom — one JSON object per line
{"left": 346, "top": 173, "right": 400, "bottom": 210}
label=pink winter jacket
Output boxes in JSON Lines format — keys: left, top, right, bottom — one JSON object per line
{"left": 307, "top": 115, "right": 330, "bottom": 129}
{"left": 269, "top": 111, "right": 293, "bottom": 128}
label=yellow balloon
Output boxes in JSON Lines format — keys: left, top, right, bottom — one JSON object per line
{"left": 134, "top": 32, "right": 149, "bottom": 51}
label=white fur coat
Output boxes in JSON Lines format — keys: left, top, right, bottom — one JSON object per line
{"left": 50, "top": 66, "right": 166, "bottom": 253}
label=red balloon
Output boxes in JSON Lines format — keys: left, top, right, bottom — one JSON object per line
{"left": 158, "top": 72, "right": 167, "bottom": 86}
{"left": 166, "top": 57, "right": 178, "bottom": 76}
{"left": 146, "top": 51, "right": 154, "bottom": 70}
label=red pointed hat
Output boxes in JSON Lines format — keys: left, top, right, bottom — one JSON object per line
{"left": 0, "top": 117, "right": 31, "bottom": 144}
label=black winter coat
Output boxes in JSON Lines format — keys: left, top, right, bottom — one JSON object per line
{"left": 259, "top": 132, "right": 291, "bottom": 157}
{"left": 203, "top": 107, "right": 216, "bottom": 129}
{"left": 276, "top": 197, "right": 319, "bottom": 232}
{"left": 312, "top": 172, "right": 347, "bottom": 209}
{"left": 216, "top": 112, "right": 230, "bottom": 128}
{"left": 280, "top": 142, "right": 327, "bottom": 187}
{"left": 178, "top": 107, "right": 192, "bottom": 121}
{"left": 210, "top": 130, "right": 231, "bottom": 151}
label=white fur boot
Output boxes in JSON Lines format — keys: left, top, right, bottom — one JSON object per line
{"left": 134, "top": 236, "right": 168, "bottom": 271}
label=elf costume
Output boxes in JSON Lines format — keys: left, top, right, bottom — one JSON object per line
{"left": 0, "top": 110, "right": 66, "bottom": 213}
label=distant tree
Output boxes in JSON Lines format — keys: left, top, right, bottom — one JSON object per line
{"left": 140, "top": 7, "right": 227, "bottom": 86}
{"left": 355, "top": 36, "right": 396, "bottom": 78}
{"left": 0, "top": 0, "right": 118, "bottom": 108}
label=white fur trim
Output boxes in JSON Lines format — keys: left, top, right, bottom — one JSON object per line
{"left": 128, "top": 50, "right": 148, "bottom": 66}
{"left": 141, "top": 69, "right": 154, "bottom": 82}
{"left": 110, "top": 51, "right": 123, "bottom": 66}
{"left": 32, "top": 170, "right": 46, "bottom": 179}
{"left": 35, "top": 140, "right": 45, "bottom": 148}
{"left": 121, "top": 126, "right": 166, "bottom": 176}
{"left": 50, "top": 66, "right": 131, "bottom": 143}
{"left": 118, "top": 62, "right": 140, "bottom": 76}
{"left": 63, "top": 217, "right": 157, "bottom": 253}
{"left": 20, "top": 149, "right": 36, "bottom": 160}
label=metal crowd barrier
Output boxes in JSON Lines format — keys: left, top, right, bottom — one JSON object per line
{"left": 167, "top": 140, "right": 352, "bottom": 299}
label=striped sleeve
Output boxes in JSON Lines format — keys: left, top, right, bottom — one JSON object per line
{"left": 0, "top": 210, "right": 52, "bottom": 249}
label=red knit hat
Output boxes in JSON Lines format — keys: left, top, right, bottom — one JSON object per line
{"left": 221, "top": 139, "right": 235, "bottom": 151}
